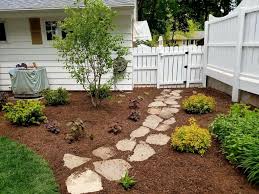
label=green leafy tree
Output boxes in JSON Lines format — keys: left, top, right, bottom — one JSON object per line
{"left": 54, "top": 0, "right": 128, "bottom": 107}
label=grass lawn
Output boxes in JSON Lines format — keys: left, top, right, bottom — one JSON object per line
{"left": 0, "top": 137, "right": 59, "bottom": 194}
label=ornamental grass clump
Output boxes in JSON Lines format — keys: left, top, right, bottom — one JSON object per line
{"left": 171, "top": 118, "right": 212, "bottom": 155}
{"left": 210, "top": 104, "right": 259, "bottom": 184}
{"left": 182, "top": 93, "right": 216, "bottom": 114}
{"left": 3, "top": 100, "right": 47, "bottom": 126}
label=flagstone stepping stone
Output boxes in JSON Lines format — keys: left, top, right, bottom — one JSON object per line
{"left": 116, "top": 139, "right": 136, "bottom": 151}
{"left": 159, "top": 107, "right": 179, "bottom": 119}
{"left": 164, "top": 99, "right": 179, "bottom": 105}
{"left": 143, "top": 115, "right": 163, "bottom": 129}
{"left": 128, "top": 141, "right": 156, "bottom": 162}
{"left": 63, "top": 154, "right": 91, "bottom": 170}
{"left": 147, "top": 107, "right": 162, "bottom": 115}
{"left": 170, "top": 91, "right": 181, "bottom": 97}
{"left": 130, "top": 126, "right": 150, "bottom": 138}
{"left": 66, "top": 169, "right": 103, "bottom": 194}
{"left": 94, "top": 159, "right": 131, "bottom": 181}
{"left": 155, "top": 124, "right": 171, "bottom": 132}
{"left": 163, "top": 117, "right": 176, "bottom": 125}
{"left": 174, "top": 90, "right": 183, "bottom": 93}
{"left": 171, "top": 104, "right": 181, "bottom": 108}
{"left": 148, "top": 101, "right": 167, "bottom": 108}
{"left": 92, "top": 146, "right": 116, "bottom": 160}
{"left": 146, "top": 134, "right": 170, "bottom": 146}
{"left": 167, "top": 96, "right": 182, "bottom": 100}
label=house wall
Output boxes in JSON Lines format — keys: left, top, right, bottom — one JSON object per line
{"left": 0, "top": 8, "right": 134, "bottom": 91}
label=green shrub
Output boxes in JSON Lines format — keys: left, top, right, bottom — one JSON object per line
{"left": 210, "top": 104, "right": 259, "bottom": 184}
{"left": 120, "top": 172, "right": 136, "bottom": 190}
{"left": 89, "top": 84, "right": 111, "bottom": 100}
{"left": 3, "top": 100, "right": 47, "bottom": 126}
{"left": 42, "top": 88, "right": 69, "bottom": 106}
{"left": 171, "top": 118, "right": 212, "bottom": 155}
{"left": 182, "top": 93, "right": 216, "bottom": 114}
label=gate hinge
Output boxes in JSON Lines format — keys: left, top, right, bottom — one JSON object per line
{"left": 185, "top": 51, "right": 189, "bottom": 54}
{"left": 184, "top": 65, "right": 188, "bottom": 68}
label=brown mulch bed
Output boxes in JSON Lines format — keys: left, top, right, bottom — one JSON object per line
{"left": 0, "top": 88, "right": 258, "bottom": 194}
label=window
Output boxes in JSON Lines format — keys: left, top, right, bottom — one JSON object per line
{"left": 45, "top": 21, "right": 58, "bottom": 40}
{"left": 0, "top": 23, "right": 6, "bottom": 41}
{"left": 29, "top": 18, "right": 43, "bottom": 44}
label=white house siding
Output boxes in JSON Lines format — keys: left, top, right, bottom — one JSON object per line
{"left": 0, "top": 8, "right": 134, "bottom": 91}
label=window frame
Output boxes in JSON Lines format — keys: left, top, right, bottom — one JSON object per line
{"left": 0, "top": 21, "right": 7, "bottom": 43}
{"left": 42, "top": 18, "right": 66, "bottom": 43}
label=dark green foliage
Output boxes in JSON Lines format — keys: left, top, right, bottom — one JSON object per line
{"left": 120, "top": 172, "right": 136, "bottom": 190}
{"left": 0, "top": 92, "right": 8, "bottom": 111}
{"left": 3, "top": 100, "right": 47, "bottom": 126}
{"left": 89, "top": 84, "right": 111, "bottom": 100}
{"left": 210, "top": 104, "right": 259, "bottom": 184}
{"left": 0, "top": 137, "right": 59, "bottom": 193}
{"left": 42, "top": 88, "right": 69, "bottom": 106}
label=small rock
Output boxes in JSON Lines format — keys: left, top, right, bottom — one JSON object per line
{"left": 128, "top": 142, "right": 156, "bottom": 162}
{"left": 63, "top": 154, "right": 91, "bottom": 170}
{"left": 117, "top": 100, "right": 123, "bottom": 104}
{"left": 155, "top": 124, "right": 171, "bottom": 132}
{"left": 147, "top": 108, "right": 162, "bottom": 115}
{"left": 146, "top": 134, "right": 170, "bottom": 146}
{"left": 144, "top": 92, "right": 150, "bottom": 96}
{"left": 130, "top": 126, "right": 150, "bottom": 138}
{"left": 92, "top": 146, "right": 116, "bottom": 160}
{"left": 94, "top": 159, "right": 131, "bottom": 181}
{"left": 118, "top": 94, "right": 126, "bottom": 98}
{"left": 116, "top": 139, "right": 136, "bottom": 151}
{"left": 66, "top": 170, "right": 103, "bottom": 194}
{"left": 193, "top": 90, "right": 198, "bottom": 94}
{"left": 163, "top": 117, "right": 176, "bottom": 125}
{"left": 148, "top": 101, "right": 167, "bottom": 108}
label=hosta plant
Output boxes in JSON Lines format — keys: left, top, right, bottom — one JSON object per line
{"left": 171, "top": 118, "right": 212, "bottom": 155}
{"left": 182, "top": 93, "right": 216, "bottom": 114}
{"left": 3, "top": 100, "right": 47, "bottom": 126}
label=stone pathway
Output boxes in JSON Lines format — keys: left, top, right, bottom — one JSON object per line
{"left": 64, "top": 89, "right": 182, "bottom": 194}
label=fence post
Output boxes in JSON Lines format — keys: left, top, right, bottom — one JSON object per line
{"left": 157, "top": 36, "right": 163, "bottom": 88}
{"left": 232, "top": 10, "right": 246, "bottom": 102}
{"left": 202, "top": 21, "right": 209, "bottom": 88}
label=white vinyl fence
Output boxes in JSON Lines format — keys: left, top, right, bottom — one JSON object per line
{"left": 133, "top": 46, "right": 204, "bottom": 88}
{"left": 204, "top": 2, "right": 259, "bottom": 102}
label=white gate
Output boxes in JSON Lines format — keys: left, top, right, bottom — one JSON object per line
{"left": 133, "top": 46, "right": 204, "bottom": 88}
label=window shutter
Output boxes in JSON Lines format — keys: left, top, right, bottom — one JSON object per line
{"left": 29, "top": 18, "right": 42, "bottom": 44}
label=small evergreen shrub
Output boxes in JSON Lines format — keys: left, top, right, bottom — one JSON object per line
{"left": 89, "top": 84, "right": 111, "bottom": 100}
{"left": 42, "top": 88, "right": 69, "bottom": 106}
{"left": 182, "top": 93, "right": 216, "bottom": 114}
{"left": 0, "top": 92, "right": 8, "bottom": 111}
{"left": 120, "top": 172, "right": 136, "bottom": 190}
{"left": 3, "top": 100, "right": 47, "bottom": 126}
{"left": 210, "top": 104, "right": 259, "bottom": 184}
{"left": 171, "top": 118, "right": 212, "bottom": 155}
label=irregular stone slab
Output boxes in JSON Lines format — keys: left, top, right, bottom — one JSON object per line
{"left": 128, "top": 141, "right": 156, "bottom": 162}
{"left": 130, "top": 126, "right": 150, "bottom": 138}
{"left": 163, "top": 117, "right": 176, "bottom": 125}
{"left": 116, "top": 139, "right": 136, "bottom": 152}
{"left": 170, "top": 91, "right": 181, "bottom": 97}
{"left": 167, "top": 96, "right": 182, "bottom": 100}
{"left": 164, "top": 99, "right": 178, "bottom": 105}
{"left": 155, "top": 124, "right": 171, "bottom": 132}
{"left": 160, "top": 89, "right": 171, "bottom": 95}
{"left": 159, "top": 108, "right": 179, "bottom": 119}
{"left": 174, "top": 90, "right": 183, "bottom": 93}
{"left": 148, "top": 101, "right": 167, "bottom": 108}
{"left": 94, "top": 159, "right": 131, "bottom": 181}
{"left": 143, "top": 115, "right": 163, "bottom": 129}
{"left": 92, "top": 146, "right": 116, "bottom": 160}
{"left": 147, "top": 108, "right": 162, "bottom": 115}
{"left": 146, "top": 134, "right": 170, "bottom": 146}
{"left": 170, "top": 104, "right": 181, "bottom": 108}
{"left": 63, "top": 154, "right": 91, "bottom": 170}
{"left": 66, "top": 170, "right": 103, "bottom": 194}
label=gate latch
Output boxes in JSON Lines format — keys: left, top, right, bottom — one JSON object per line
{"left": 184, "top": 65, "right": 188, "bottom": 68}
{"left": 185, "top": 51, "right": 189, "bottom": 54}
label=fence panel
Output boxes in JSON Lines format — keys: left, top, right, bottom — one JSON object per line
{"left": 133, "top": 45, "right": 204, "bottom": 88}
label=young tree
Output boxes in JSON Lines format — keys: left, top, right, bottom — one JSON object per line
{"left": 54, "top": 0, "right": 128, "bottom": 107}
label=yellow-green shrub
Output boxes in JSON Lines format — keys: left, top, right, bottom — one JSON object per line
{"left": 171, "top": 118, "right": 212, "bottom": 155}
{"left": 182, "top": 93, "right": 216, "bottom": 114}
